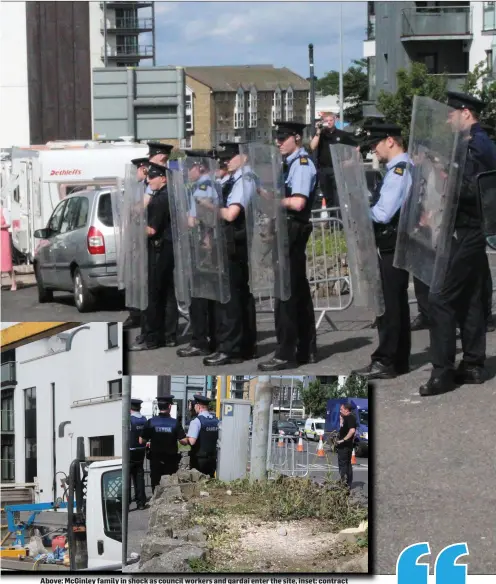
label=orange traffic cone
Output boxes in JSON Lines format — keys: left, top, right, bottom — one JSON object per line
{"left": 317, "top": 436, "right": 325, "bottom": 457}
{"left": 278, "top": 431, "right": 284, "bottom": 448}
{"left": 321, "top": 197, "right": 329, "bottom": 219}
{"left": 296, "top": 432, "right": 304, "bottom": 452}
{"left": 351, "top": 449, "right": 357, "bottom": 465}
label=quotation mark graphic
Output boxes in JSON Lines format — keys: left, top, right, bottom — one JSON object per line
{"left": 397, "top": 542, "right": 469, "bottom": 584}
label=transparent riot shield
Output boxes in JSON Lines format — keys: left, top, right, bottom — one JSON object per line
{"left": 168, "top": 156, "right": 230, "bottom": 304}
{"left": 110, "top": 183, "right": 125, "bottom": 290}
{"left": 241, "top": 143, "right": 291, "bottom": 301}
{"left": 393, "top": 95, "right": 469, "bottom": 293}
{"left": 330, "top": 144, "right": 385, "bottom": 316}
{"left": 120, "top": 164, "right": 148, "bottom": 310}
{"left": 477, "top": 170, "right": 496, "bottom": 249}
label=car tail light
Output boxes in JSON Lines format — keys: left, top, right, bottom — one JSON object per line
{"left": 87, "top": 226, "right": 105, "bottom": 255}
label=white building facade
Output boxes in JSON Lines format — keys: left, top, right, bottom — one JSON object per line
{"left": 7, "top": 322, "right": 123, "bottom": 503}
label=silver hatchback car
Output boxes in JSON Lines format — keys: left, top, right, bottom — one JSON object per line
{"left": 33, "top": 187, "right": 118, "bottom": 312}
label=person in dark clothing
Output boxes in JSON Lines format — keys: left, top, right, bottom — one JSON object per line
{"left": 310, "top": 112, "right": 357, "bottom": 209}
{"left": 352, "top": 123, "right": 412, "bottom": 380}
{"left": 140, "top": 396, "right": 187, "bottom": 492}
{"left": 336, "top": 403, "right": 357, "bottom": 489}
{"left": 128, "top": 162, "right": 178, "bottom": 351}
{"left": 420, "top": 92, "right": 496, "bottom": 396}
{"left": 185, "top": 394, "right": 219, "bottom": 477}
{"left": 129, "top": 398, "right": 147, "bottom": 509}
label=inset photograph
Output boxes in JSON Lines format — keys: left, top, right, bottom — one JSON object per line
{"left": 123, "top": 374, "right": 370, "bottom": 574}
{"left": 0, "top": 322, "right": 123, "bottom": 571}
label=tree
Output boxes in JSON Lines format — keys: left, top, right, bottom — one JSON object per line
{"left": 300, "top": 375, "right": 369, "bottom": 418}
{"left": 462, "top": 61, "right": 496, "bottom": 130}
{"left": 315, "top": 59, "right": 368, "bottom": 125}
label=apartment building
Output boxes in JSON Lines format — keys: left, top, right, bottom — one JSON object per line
{"left": 0, "top": 322, "right": 123, "bottom": 504}
{"left": 363, "top": 1, "right": 496, "bottom": 116}
{"left": 180, "top": 65, "right": 311, "bottom": 150}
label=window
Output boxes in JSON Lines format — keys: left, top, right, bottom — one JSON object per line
{"left": 486, "top": 49, "right": 494, "bottom": 74}
{"left": 101, "top": 468, "right": 122, "bottom": 542}
{"left": 59, "top": 197, "right": 80, "bottom": 234}
{"left": 1, "top": 393, "right": 14, "bottom": 432}
{"left": 384, "top": 54, "right": 389, "bottom": 83}
{"left": 416, "top": 53, "right": 437, "bottom": 74}
{"left": 76, "top": 197, "right": 89, "bottom": 228}
{"left": 234, "top": 88, "right": 245, "bottom": 129}
{"left": 89, "top": 435, "right": 115, "bottom": 457}
{"left": 285, "top": 86, "right": 294, "bottom": 121}
{"left": 108, "top": 379, "right": 122, "bottom": 398}
{"left": 248, "top": 87, "right": 258, "bottom": 128}
{"left": 185, "top": 86, "right": 193, "bottom": 132}
{"left": 272, "top": 88, "right": 282, "bottom": 125}
{"left": 98, "top": 193, "right": 113, "bottom": 227}
{"left": 107, "top": 322, "right": 118, "bottom": 349}
{"left": 1, "top": 437, "right": 15, "bottom": 482}
{"left": 483, "top": 2, "right": 496, "bottom": 31}
{"left": 48, "top": 200, "right": 67, "bottom": 233}
{"left": 180, "top": 136, "right": 192, "bottom": 149}
{"left": 24, "top": 387, "right": 37, "bottom": 483}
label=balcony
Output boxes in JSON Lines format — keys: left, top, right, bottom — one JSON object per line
{"left": 1, "top": 458, "right": 15, "bottom": 482}
{"left": 429, "top": 73, "right": 468, "bottom": 92}
{"left": 1, "top": 410, "right": 14, "bottom": 433}
{"left": 103, "top": 45, "right": 154, "bottom": 60}
{"left": 1, "top": 362, "right": 16, "bottom": 388}
{"left": 483, "top": 2, "right": 496, "bottom": 31}
{"left": 100, "top": 1, "right": 153, "bottom": 8}
{"left": 401, "top": 6, "right": 473, "bottom": 40}
{"left": 101, "top": 17, "right": 153, "bottom": 33}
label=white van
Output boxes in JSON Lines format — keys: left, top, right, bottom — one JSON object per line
{"left": 304, "top": 418, "right": 326, "bottom": 441}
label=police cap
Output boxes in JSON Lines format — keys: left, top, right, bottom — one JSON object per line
{"left": 446, "top": 91, "right": 485, "bottom": 115}
{"left": 192, "top": 394, "right": 211, "bottom": 406}
{"left": 148, "top": 142, "right": 174, "bottom": 158}
{"left": 274, "top": 120, "right": 307, "bottom": 141}
{"left": 217, "top": 142, "right": 245, "bottom": 159}
{"left": 360, "top": 122, "right": 403, "bottom": 150}
{"left": 131, "top": 157, "right": 149, "bottom": 169}
{"left": 156, "top": 395, "right": 175, "bottom": 408}
{"left": 131, "top": 398, "right": 143, "bottom": 407}
{"left": 147, "top": 161, "right": 167, "bottom": 179}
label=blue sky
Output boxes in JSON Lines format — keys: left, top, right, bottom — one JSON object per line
{"left": 149, "top": 1, "right": 367, "bottom": 79}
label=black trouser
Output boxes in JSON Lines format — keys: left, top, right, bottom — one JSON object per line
{"left": 143, "top": 241, "right": 177, "bottom": 345}
{"left": 275, "top": 222, "right": 316, "bottom": 360}
{"left": 190, "top": 297, "right": 217, "bottom": 351}
{"left": 129, "top": 458, "right": 146, "bottom": 507}
{"left": 429, "top": 227, "right": 486, "bottom": 378}
{"left": 372, "top": 251, "right": 411, "bottom": 369}
{"left": 482, "top": 252, "right": 493, "bottom": 321}
{"left": 190, "top": 455, "right": 217, "bottom": 478}
{"left": 337, "top": 446, "right": 353, "bottom": 488}
{"left": 215, "top": 242, "right": 257, "bottom": 356}
{"left": 149, "top": 453, "right": 180, "bottom": 492}
{"left": 413, "top": 277, "right": 430, "bottom": 321}
{"left": 318, "top": 168, "right": 338, "bottom": 208}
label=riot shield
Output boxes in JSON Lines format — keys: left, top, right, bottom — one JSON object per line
{"left": 330, "top": 143, "right": 385, "bottom": 316}
{"left": 477, "top": 170, "right": 496, "bottom": 249}
{"left": 120, "top": 164, "right": 148, "bottom": 310}
{"left": 168, "top": 156, "right": 230, "bottom": 304}
{"left": 393, "top": 95, "right": 469, "bottom": 293}
{"left": 110, "top": 182, "right": 125, "bottom": 290}
{"left": 241, "top": 143, "right": 291, "bottom": 301}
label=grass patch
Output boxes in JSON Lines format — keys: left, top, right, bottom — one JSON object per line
{"left": 308, "top": 229, "right": 348, "bottom": 259}
{"left": 188, "top": 557, "right": 216, "bottom": 573}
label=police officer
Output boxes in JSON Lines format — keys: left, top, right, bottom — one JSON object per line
{"left": 185, "top": 394, "right": 219, "bottom": 477}
{"left": 123, "top": 157, "right": 151, "bottom": 333}
{"left": 352, "top": 123, "right": 412, "bottom": 380}
{"left": 420, "top": 92, "right": 496, "bottom": 396}
{"left": 203, "top": 142, "right": 257, "bottom": 367}
{"left": 177, "top": 151, "right": 219, "bottom": 358}
{"left": 140, "top": 396, "right": 187, "bottom": 492}
{"left": 129, "top": 162, "right": 178, "bottom": 351}
{"left": 258, "top": 121, "right": 317, "bottom": 372}
{"left": 148, "top": 141, "right": 173, "bottom": 167}
{"left": 129, "top": 398, "right": 147, "bottom": 509}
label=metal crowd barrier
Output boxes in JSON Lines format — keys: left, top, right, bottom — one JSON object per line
{"left": 266, "top": 434, "right": 310, "bottom": 479}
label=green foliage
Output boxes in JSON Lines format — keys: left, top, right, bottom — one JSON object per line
{"left": 315, "top": 59, "right": 368, "bottom": 125}
{"left": 463, "top": 61, "right": 496, "bottom": 130}
{"left": 299, "top": 375, "right": 369, "bottom": 418}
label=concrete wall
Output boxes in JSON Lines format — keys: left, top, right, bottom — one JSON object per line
{"left": 13, "top": 323, "right": 123, "bottom": 503}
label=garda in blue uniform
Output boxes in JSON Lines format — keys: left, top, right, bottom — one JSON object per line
{"left": 177, "top": 151, "right": 220, "bottom": 358}
{"left": 258, "top": 121, "right": 317, "bottom": 371}
{"left": 141, "top": 396, "right": 186, "bottom": 491}
{"left": 420, "top": 92, "right": 496, "bottom": 396}
{"left": 187, "top": 394, "right": 219, "bottom": 477}
{"left": 202, "top": 142, "right": 257, "bottom": 367}
{"left": 352, "top": 123, "right": 413, "bottom": 380}
{"left": 128, "top": 160, "right": 179, "bottom": 351}
{"left": 123, "top": 157, "right": 151, "bottom": 333}
{"left": 129, "top": 398, "right": 147, "bottom": 509}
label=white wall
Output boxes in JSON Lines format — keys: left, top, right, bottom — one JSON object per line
{"left": 0, "top": 1, "right": 30, "bottom": 148}
{"left": 14, "top": 323, "right": 123, "bottom": 503}
{"left": 470, "top": 2, "right": 494, "bottom": 73}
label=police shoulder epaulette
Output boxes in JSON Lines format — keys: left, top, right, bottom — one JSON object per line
{"left": 394, "top": 166, "right": 404, "bottom": 176}
{"left": 299, "top": 156, "right": 309, "bottom": 166}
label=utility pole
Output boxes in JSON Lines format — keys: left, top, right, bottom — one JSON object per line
{"left": 339, "top": 2, "right": 345, "bottom": 128}
{"left": 309, "top": 44, "right": 316, "bottom": 129}
{"left": 157, "top": 375, "right": 171, "bottom": 397}
{"left": 121, "top": 375, "right": 131, "bottom": 567}
{"left": 250, "top": 376, "right": 273, "bottom": 482}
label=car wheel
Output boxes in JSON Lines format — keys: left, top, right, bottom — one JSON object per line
{"left": 73, "top": 268, "right": 96, "bottom": 313}
{"left": 35, "top": 264, "right": 54, "bottom": 303}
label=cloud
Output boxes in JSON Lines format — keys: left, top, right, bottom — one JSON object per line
{"left": 153, "top": 1, "right": 367, "bottom": 77}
